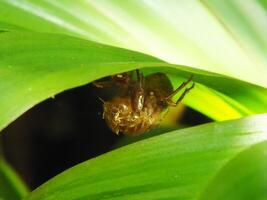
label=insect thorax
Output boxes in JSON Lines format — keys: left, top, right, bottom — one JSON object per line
{"left": 103, "top": 95, "right": 164, "bottom": 135}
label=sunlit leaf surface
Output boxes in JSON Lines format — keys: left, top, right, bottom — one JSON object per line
{"left": 0, "top": 0, "right": 267, "bottom": 87}
{"left": 24, "top": 114, "right": 267, "bottom": 200}
{"left": 199, "top": 140, "right": 267, "bottom": 200}
{"left": 0, "top": 31, "right": 267, "bottom": 132}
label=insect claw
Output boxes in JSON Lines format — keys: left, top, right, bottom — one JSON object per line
{"left": 98, "top": 97, "right": 105, "bottom": 103}
{"left": 189, "top": 82, "right": 195, "bottom": 90}
{"left": 93, "top": 81, "right": 104, "bottom": 88}
{"left": 115, "top": 129, "right": 120, "bottom": 135}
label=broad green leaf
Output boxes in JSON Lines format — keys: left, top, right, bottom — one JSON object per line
{"left": 0, "top": 21, "right": 27, "bottom": 31}
{"left": 0, "top": 1, "right": 267, "bottom": 87}
{"left": 1, "top": 31, "right": 267, "bottom": 132}
{"left": 0, "top": 158, "right": 28, "bottom": 200}
{"left": 198, "top": 140, "right": 267, "bottom": 200}
{"left": 24, "top": 114, "right": 267, "bottom": 200}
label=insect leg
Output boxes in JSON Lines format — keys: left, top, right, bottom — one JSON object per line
{"left": 165, "top": 75, "right": 194, "bottom": 106}
{"left": 92, "top": 80, "right": 114, "bottom": 88}
{"left": 166, "top": 75, "right": 193, "bottom": 99}
{"left": 136, "top": 69, "right": 145, "bottom": 87}
{"left": 132, "top": 69, "right": 145, "bottom": 111}
{"left": 167, "top": 83, "right": 195, "bottom": 106}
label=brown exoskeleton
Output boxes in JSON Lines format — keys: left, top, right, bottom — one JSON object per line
{"left": 94, "top": 70, "right": 194, "bottom": 136}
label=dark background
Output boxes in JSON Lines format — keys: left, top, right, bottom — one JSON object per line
{"left": 1, "top": 83, "right": 211, "bottom": 189}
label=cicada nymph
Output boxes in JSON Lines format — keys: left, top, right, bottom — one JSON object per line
{"left": 94, "top": 70, "right": 194, "bottom": 136}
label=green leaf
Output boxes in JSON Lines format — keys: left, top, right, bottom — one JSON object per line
{"left": 0, "top": 21, "right": 27, "bottom": 31}
{"left": 198, "top": 140, "right": 267, "bottom": 200}
{"left": 24, "top": 114, "right": 267, "bottom": 200}
{"left": 1, "top": 30, "right": 267, "bottom": 131}
{"left": 0, "top": 1, "right": 267, "bottom": 87}
{"left": 0, "top": 158, "right": 28, "bottom": 200}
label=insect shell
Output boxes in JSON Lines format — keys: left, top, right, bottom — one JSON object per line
{"left": 94, "top": 70, "right": 194, "bottom": 136}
